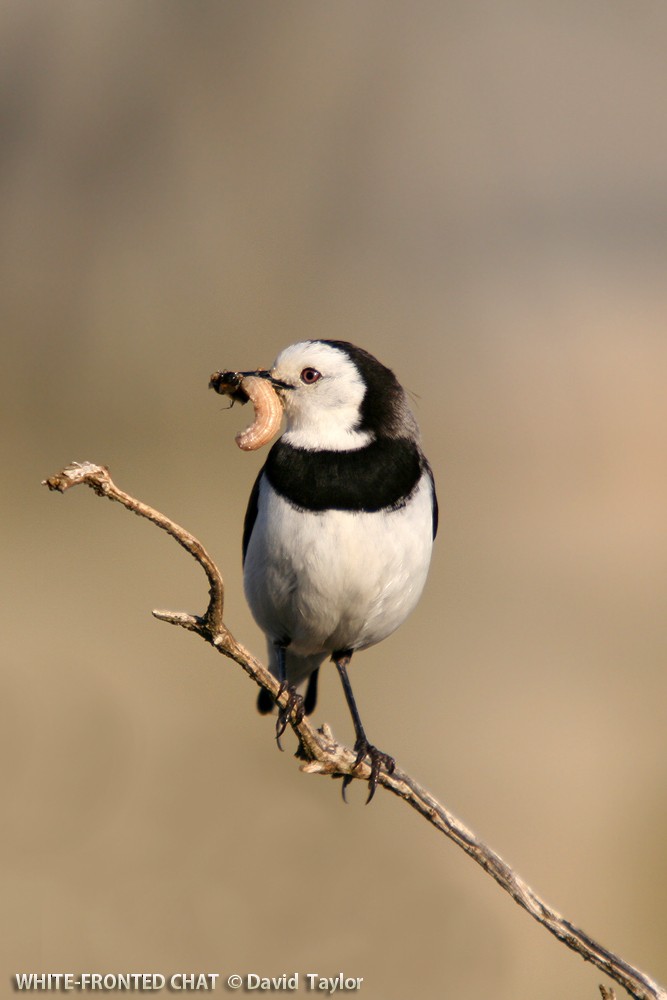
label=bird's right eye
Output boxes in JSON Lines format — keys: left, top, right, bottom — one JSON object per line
{"left": 300, "top": 367, "right": 321, "bottom": 384}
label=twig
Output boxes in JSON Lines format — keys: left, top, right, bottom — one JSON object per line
{"left": 43, "top": 461, "right": 666, "bottom": 1000}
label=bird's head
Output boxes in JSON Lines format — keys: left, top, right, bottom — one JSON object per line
{"left": 263, "top": 340, "right": 418, "bottom": 451}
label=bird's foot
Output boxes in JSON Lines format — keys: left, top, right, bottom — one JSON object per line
{"left": 342, "top": 738, "right": 395, "bottom": 804}
{"left": 275, "top": 682, "right": 305, "bottom": 751}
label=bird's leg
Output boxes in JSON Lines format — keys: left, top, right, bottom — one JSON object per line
{"left": 334, "top": 651, "right": 395, "bottom": 803}
{"left": 274, "top": 643, "right": 304, "bottom": 749}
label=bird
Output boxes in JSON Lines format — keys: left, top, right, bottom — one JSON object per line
{"left": 240, "top": 340, "right": 438, "bottom": 800}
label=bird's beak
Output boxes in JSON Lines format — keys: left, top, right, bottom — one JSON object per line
{"left": 209, "top": 367, "right": 294, "bottom": 404}
{"left": 242, "top": 369, "right": 294, "bottom": 392}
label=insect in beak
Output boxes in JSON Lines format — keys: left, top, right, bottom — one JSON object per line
{"left": 209, "top": 369, "right": 286, "bottom": 450}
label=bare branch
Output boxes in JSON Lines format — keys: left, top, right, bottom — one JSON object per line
{"left": 43, "top": 461, "right": 667, "bottom": 1000}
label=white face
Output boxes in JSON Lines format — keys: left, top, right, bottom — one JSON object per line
{"left": 271, "top": 341, "right": 372, "bottom": 451}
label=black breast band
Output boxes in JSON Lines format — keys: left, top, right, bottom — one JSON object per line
{"left": 264, "top": 438, "right": 423, "bottom": 513}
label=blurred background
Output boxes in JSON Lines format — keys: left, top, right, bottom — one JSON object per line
{"left": 2, "top": 2, "right": 666, "bottom": 997}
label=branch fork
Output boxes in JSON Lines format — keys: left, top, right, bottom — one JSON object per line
{"left": 43, "top": 461, "right": 666, "bottom": 1000}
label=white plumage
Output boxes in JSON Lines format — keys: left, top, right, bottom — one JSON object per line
{"left": 244, "top": 473, "right": 434, "bottom": 666}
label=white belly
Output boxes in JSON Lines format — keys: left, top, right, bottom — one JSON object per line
{"left": 243, "top": 474, "right": 434, "bottom": 657}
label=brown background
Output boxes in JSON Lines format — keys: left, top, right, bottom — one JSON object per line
{"left": 3, "top": 3, "right": 666, "bottom": 998}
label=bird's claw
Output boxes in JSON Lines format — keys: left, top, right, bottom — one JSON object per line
{"left": 341, "top": 739, "right": 395, "bottom": 804}
{"left": 274, "top": 682, "right": 305, "bottom": 751}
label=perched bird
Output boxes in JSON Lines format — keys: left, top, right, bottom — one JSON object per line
{"left": 240, "top": 340, "right": 438, "bottom": 799}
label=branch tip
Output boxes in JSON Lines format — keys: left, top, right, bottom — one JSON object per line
{"left": 42, "top": 461, "right": 110, "bottom": 493}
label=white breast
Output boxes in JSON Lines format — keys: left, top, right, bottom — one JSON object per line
{"left": 243, "top": 474, "right": 435, "bottom": 657}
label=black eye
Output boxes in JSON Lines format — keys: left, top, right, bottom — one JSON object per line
{"left": 300, "top": 367, "right": 321, "bottom": 384}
